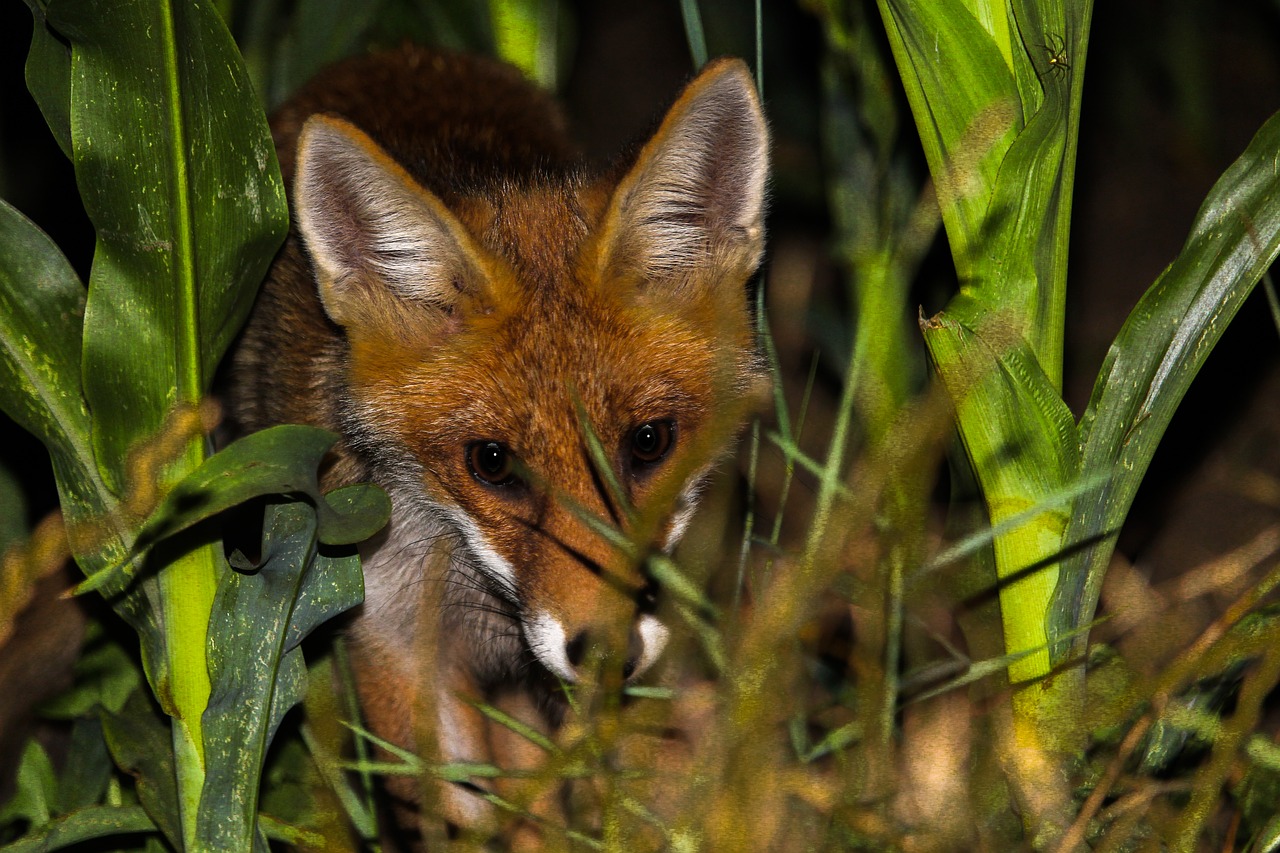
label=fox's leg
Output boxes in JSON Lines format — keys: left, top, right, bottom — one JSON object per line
{"left": 349, "top": 627, "right": 498, "bottom": 843}
{"left": 428, "top": 662, "right": 500, "bottom": 834}
{"left": 487, "top": 688, "right": 564, "bottom": 851}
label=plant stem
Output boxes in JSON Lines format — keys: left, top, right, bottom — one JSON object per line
{"left": 164, "top": 441, "right": 217, "bottom": 851}
{"left": 160, "top": 0, "right": 215, "bottom": 841}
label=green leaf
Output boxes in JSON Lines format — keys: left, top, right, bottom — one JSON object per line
{"left": 39, "top": 624, "right": 142, "bottom": 718}
{"left": 0, "top": 195, "right": 163, "bottom": 768}
{"left": 0, "top": 200, "right": 114, "bottom": 536}
{"left": 44, "top": 0, "right": 287, "bottom": 494}
{"left": 876, "top": 0, "right": 1019, "bottom": 278}
{"left": 917, "top": 471, "right": 1105, "bottom": 577}
{"left": 963, "top": 77, "right": 1069, "bottom": 382}
{"left": 574, "top": 399, "right": 634, "bottom": 524}
{"left": 100, "top": 689, "right": 181, "bottom": 849}
{"left": 1247, "top": 735, "right": 1280, "bottom": 774}
{"left": 197, "top": 501, "right": 363, "bottom": 852}
{"left": 0, "top": 456, "right": 28, "bottom": 555}
{"left": 78, "top": 424, "right": 388, "bottom": 593}
{"left": 137, "top": 425, "right": 389, "bottom": 549}
{"left": 648, "top": 555, "right": 720, "bottom": 619}
{"left": 20, "top": 1, "right": 74, "bottom": 160}
{"left": 877, "top": 1, "right": 1093, "bottom": 386}
{"left": 22, "top": 1, "right": 287, "bottom": 844}
{"left": 272, "top": 0, "right": 382, "bottom": 103}
{"left": 679, "top": 0, "right": 708, "bottom": 69}
{"left": 800, "top": 720, "right": 863, "bottom": 763}
{"left": 1053, "top": 107, "right": 1280, "bottom": 659}
{"left": 318, "top": 483, "right": 393, "bottom": 544}
{"left": 0, "top": 741, "right": 57, "bottom": 829}
{"left": 0, "top": 805, "right": 156, "bottom": 853}
{"left": 471, "top": 699, "right": 560, "bottom": 755}
{"left": 922, "top": 307, "right": 1078, "bottom": 682}
{"left": 490, "top": 0, "right": 557, "bottom": 88}
{"left": 301, "top": 724, "right": 382, "bottom": 840}
{"left": 55, "top": 718, "right": 114, "bottom": 815}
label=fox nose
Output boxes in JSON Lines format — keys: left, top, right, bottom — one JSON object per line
{"left": 564, "top": 622, "right": 648, "bottom": 680}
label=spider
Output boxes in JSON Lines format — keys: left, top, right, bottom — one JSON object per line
{"left": 1040, "top": 33, "right": 1070, "bottom": 78}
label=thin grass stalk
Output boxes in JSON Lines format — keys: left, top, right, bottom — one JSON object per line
{"left": 679, "top": 0, "right": 708, "bottom": 70}
{"left": 764, "top": 354, "right": 818, "bottom": 584}
{"left": 757, "top": 283, "right": 816, "bottom": 582}
{"left": 333, "top": 638, "right": 377, "bottom": 829}
{"left": 801, "top": 349, "right": 859, "bottom": 572}
{"left": 1263, "top": 271, "right": 1280, "bottom": 335}
{"left": 734, "top": 419, "right": 760, "bottom": 611}
{"left": 754, "top": 0, "right": 763, "bottom": 97}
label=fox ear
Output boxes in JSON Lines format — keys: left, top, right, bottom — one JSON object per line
{"left": 294, "top": 115, "right": 491, "bottom": 331}
{"left": 598, "top": 58, "right": 768, "bottom": 293}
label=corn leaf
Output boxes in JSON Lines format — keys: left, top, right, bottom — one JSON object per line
{"left": 43, "top": 0, "right": 287, "bottom": 493}
{"left": 0, "top": 805, "right": 156, "bottom": 853}
{"left": 20, "top": 0, "right": 73, "bottom": 159}
{"left": 876, "top": 0, "right": 1019, "bottom": 279}
{"left": 137, "top": 425, "right": 388, "bottom": 550}
{"left": 880, "top": 1, "right": 1091, "bottom": 384}
{"left": 198, "top": 501, "right": 363, "bottom": 852}
{"left": 100, "top": 688, "right": 182, "bottom": 849}
{"left": 922, "top": 306, "right": 1077, "bottom": 682}
{"left": 1051, "top": 107, "right": 1280, "bottom": 659}
{"left": 77, "top": 425, "right": 388, "bottom": 595}
{"left": 0, "top": 201, "right": 114, "bottom": 537}
{"left": 954, "top": 74, "right": 1070, "bottom": 381}
{"left": 26, "top": 0, "right": 289, "bottom": 840}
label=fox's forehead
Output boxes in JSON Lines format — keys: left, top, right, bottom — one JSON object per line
{"left": 457, "top": 175, "right": 611, "bottom": 297}
{"left": 471, "top": 287, "right": 715, "bottom": 437}
{"left": 442, "top": 178, "right": 721, "bottom": 432}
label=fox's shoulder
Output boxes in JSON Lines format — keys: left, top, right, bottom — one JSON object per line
{"left": 269, "top": 44, "right": 578, "bottom": 193}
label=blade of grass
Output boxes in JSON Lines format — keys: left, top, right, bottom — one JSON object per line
{"left": 679, "top": 0, "right": 708, "bottom": 69}
{"left": 916, "top": 471, "right": 1107, "bottom": 578}
{"left": 468, "top": 699, "right": 560, "bottom": 755}
{"left": 299, "top": 724, "right": 382, "bottom": 840}
{"left": 1263, "top": 270, "right": 1280, "bottom": 336}
{"left": 733, "top": 419, "right": 760, "bottom": 611}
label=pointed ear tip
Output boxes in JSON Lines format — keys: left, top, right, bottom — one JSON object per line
{"left": 299, "top": 114, "right": 355, "bottom": 149}
{"left": 690, "top": 59, "right": 764, "bottom": 124}
{"left": 701, "top": 56, "right": 752, "bottom": 78}
{"left": 701, "top": 57, "right": 757, "bottom": 89}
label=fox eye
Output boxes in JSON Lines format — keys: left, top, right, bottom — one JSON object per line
{"left": 467, "top": 441, "right": 517, "bottom": 486}
{"left": 630, "top": 420, "right": 674, "bottom": 467}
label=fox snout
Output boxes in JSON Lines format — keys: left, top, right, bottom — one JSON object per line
{"left": 523, "top": 579, "right": 669, "bottom": 684}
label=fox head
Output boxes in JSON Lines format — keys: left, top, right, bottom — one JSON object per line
{"left": 292, "top": 58, "right": 768, "bottom": 685}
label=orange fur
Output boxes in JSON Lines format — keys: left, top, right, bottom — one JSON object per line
{"left": 229, "top": 44, "right": 768, "bottom": 842}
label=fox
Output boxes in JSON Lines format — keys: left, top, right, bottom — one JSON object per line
{"left": 230, "top": 44, "right": 769, "bottom": 835}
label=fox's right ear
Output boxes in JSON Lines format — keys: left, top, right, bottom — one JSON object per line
{"left": 294, "top": 115, "right": 494, "bottom": 334}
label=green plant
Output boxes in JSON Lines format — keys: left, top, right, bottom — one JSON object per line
{"left": 875, "top": 0, "right": 1279, "bottom": 782}
{"left": 1, "top": 0, "right": 388, "bottom": 849}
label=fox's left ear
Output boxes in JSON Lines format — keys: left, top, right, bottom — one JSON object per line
{"left": 597, "top": 58, "right": 768, "bottom": 295}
